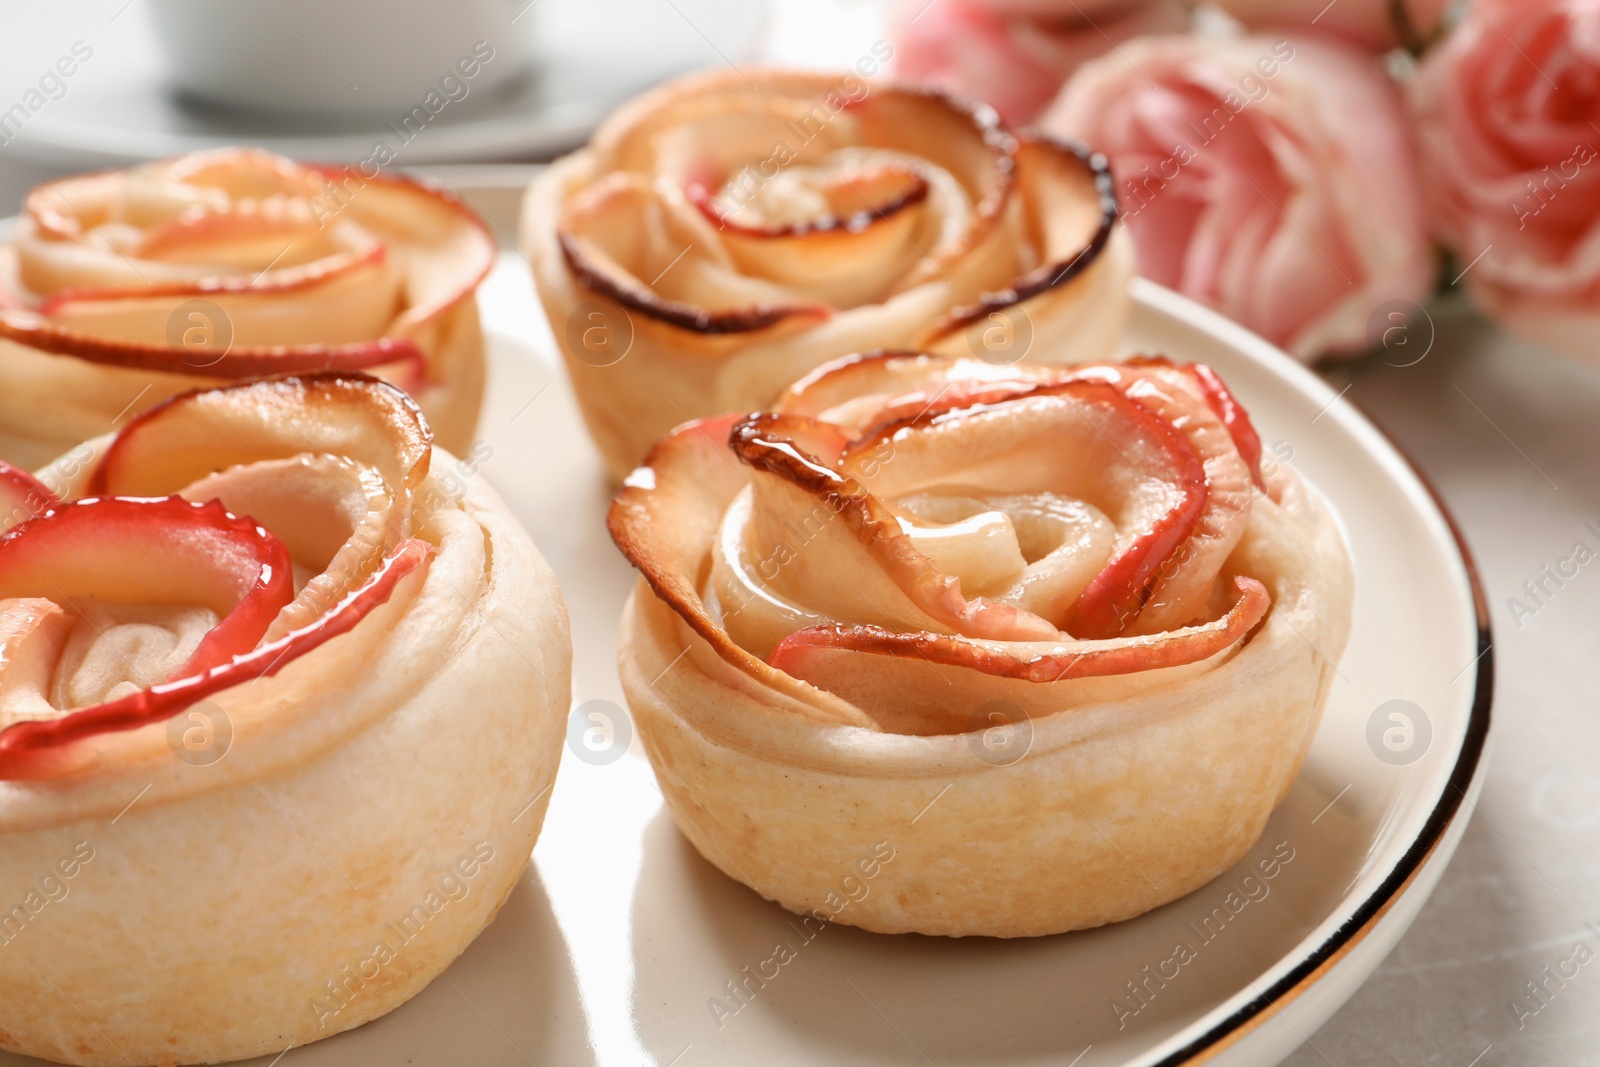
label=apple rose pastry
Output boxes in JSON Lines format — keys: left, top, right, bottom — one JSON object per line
{"left": 523, "top": 69, "right": 1135, "bottom": 480}
{"left": 0, "top": 148, "right": 496, "bottom": 468}
{"left": 0, "top": 373, "right": 569, "bottom": 1065}
{"left": 611, "top": 352, "right": 1352, "bottom": 937}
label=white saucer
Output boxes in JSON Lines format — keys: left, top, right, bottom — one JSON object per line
{"left": 0, "top": 258, "right": 1492, "bottom": 1067}
{"left": 377, "top": 263, "right": 1493, "bottom": 1067}
{"left": 0, "top": 0, "right": 764, "bottom": 167}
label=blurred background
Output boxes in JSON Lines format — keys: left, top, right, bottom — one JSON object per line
{"left": 0, "top": 0, "right": 884, "bottom": 206}
{"left": 2, "top": 1, "right": 1595, "bottom": 1064}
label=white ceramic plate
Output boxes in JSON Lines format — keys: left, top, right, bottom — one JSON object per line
{"left": 0, "top": 261, "right": 1492, "bottom": 1067}
{"left": 0, "top": 0, "right": 764, "bottom": 167}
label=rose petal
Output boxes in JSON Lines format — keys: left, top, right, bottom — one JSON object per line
{"left": 90, "top": 371, "right": 431, "bottom": 530}
{"left": 0, "top": 538, "right": 430, "bottom": 778}
{"left": 769, "top": 575, "right": 1269, "bottom": 732}
{"left": 0, "top": 497, "right": 293, "bottom": 682}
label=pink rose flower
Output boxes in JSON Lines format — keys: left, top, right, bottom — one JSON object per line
{"left": 1043, "top": 33, "right": 1436, "bottom": 360}
{"left": 1412, "top": 0, "right": 1600, "bottom": 359}
{"left": 1210, "top": 0, "right": 1454, "bottom": 52}
{"left": 891, "top": 0, "right": 1189, "bottom": 124}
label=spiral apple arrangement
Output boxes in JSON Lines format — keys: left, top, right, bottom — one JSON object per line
{"left": 610, "top": 352, "right": 1352, "bottom": 936}
{"left": 0, "top": 149, "right": 496, "bottom": 467}
{"left": 0, "top": 374, "right": 433, "bottom": 777}
{"left": 524, "top": 70, "right": 1136, "bottom": 479}
{"left": 0, "top": 372, "right": 569, "bottom": 1066}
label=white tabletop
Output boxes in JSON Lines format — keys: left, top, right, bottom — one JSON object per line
{"left": 1285, "top": 302, "right": 1599, "bottom": 1067}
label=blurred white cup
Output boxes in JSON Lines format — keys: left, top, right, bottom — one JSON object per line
{"left": 147, "top": 0, "right": 534, "bottom": 119}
